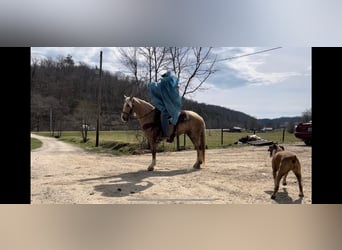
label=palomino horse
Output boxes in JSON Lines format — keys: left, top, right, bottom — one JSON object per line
{"left": 121, "top": 96, "right": 206, "bottom": 171}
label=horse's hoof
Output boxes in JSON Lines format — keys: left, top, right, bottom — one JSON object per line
{"left": 193, "top": 165, "right": 201, "bottom": 170}
{"left": 271, "top": 195, "right": 276, "bottom": 199}
{"left": 299, "top": 193, "right": 304, "bottom": 197}
{"left": 147, "top": 167, "right": 154, "bottom": 171}
{"left": 283, "top": 182, "right": 287, "bottom": 186}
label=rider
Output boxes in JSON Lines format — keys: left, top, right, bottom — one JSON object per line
{"left": 147, "top": 70, "right": 182, "bottom": 140}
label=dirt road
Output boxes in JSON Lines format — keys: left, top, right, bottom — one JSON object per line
{"left": 31, "top": 133, "right": 312, "bottom": 204}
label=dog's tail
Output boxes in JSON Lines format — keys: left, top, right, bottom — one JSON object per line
{"left": 291, "top": 155, "right": 299, "bottom": 163}
{"left": 291, "top": 156, "right": 301, "bottom": 170}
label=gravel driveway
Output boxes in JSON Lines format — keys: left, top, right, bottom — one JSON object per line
{"left": 31, "top": 133, "right": 312, "bottom": 204}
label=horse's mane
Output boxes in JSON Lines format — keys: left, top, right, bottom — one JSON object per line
{"left": 132, "top": 96, "right": 155, "bottom": 109}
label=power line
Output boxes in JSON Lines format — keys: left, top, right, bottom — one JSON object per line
{"left": 163, "top": 47, "right": 283, "bottom": 68}
{"left": 116, "top": 47, "right": 283, "bottom": 73}
{"left": 215, "top": 47, "right": 282, "bottom": 63}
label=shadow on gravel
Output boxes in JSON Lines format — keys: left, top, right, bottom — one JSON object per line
{"left": 265, "top": 188, "right": 303, "bottom": 204}
{"left": 79, "top": 169, "right": 198, "bottom": 198}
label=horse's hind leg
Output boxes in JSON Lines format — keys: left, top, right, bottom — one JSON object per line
{"left": 194, "top": 149, "right": 201, "bottom": 169}
{"left": 147, "top": 141, "right": 156, "bottom": 171}
{"left": 187, "top": 132, "right": 202, "bottom": 169}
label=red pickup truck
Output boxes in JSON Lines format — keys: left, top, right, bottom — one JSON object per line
{"left": 294, "top": 121, "right": 312, "bottom": 145}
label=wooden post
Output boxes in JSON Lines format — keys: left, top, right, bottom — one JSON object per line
{"left": 282, "top": 128, "right": 285, "bottom": 143}
{"left": 49, "top": 107, "right": 52, "bottom": 136}
{"left": 221, "top": 128, "right": 223, "bottom": 145}
{"left": 95, "top": 51, "right": 103, "bottom": 147}
{"left": 176, "top": 135, "right": 180, "bottom": 151}
{"left": 57, "top": 121, "right": 62, "bottom": 137}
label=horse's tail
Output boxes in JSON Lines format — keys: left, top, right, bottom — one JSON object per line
{"left": 200, "top": 123, "right": 206, "bottom": 166}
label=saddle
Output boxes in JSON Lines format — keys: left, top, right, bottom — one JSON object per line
{"left": 153, "top": 109, "right": 189, "bottom": 143}
{"left": 167, "top": 110, "right": 189, "bottom": 142}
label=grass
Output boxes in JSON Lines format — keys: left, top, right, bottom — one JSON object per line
{"left": 217, "top": 129, "right": 300, "bottom": 146}
{"left": 32, "top": 129, "right": 302, "bottom": 155}
{"left": 32, "top": 131, "right": 152, "bottom": 155}
{"left": 31, "top": 138, "right": 42, "bottom": 150}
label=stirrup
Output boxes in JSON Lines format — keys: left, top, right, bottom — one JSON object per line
{"left": 166, "top": 124, "right": 177, "bottom": 143}
{"left": 156, "top": 133, "right": 168, "bottom": 143}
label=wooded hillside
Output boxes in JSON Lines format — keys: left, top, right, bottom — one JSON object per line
{"left": 31, "top": 56, "right": 297, "bottom": 132}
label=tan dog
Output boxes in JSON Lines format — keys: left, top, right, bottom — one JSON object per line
{"left": 267, "top": 143, "right": 304, "bottom": 199}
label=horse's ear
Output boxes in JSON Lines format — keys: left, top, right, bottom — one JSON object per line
{"left": 125, "top": 96, "right": 133, "bottom": 108}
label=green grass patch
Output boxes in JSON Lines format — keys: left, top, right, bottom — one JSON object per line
{"left": 31, "top": 138, "right": 42, "bottom": 150}
{"left": 32, "top": 129, "right": 301, "bottom": 155}
{"left": 215, "top": 128, "right": 300, "bottom": 147}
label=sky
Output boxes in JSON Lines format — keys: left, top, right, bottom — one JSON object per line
{"left": 31, "top": 47, "right": 311, "bottom": 119}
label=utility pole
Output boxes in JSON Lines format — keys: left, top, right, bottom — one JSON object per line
{"left": 49, "top": 107, "right": 53, "bottom": 136}
{"left": 95, "top": 51, "right": 103, "bottom": 147}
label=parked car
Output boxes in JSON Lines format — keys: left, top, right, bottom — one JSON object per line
{"left": 294, "top": 121, "right": 312, "bottom": 145}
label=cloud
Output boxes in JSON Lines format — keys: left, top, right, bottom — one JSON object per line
{"left": 31, "top": 47, "right": 125, "bottom": 73}
{"left": 221, "top": 48, "right": 302, "bottom": 86}
{"left": 191, "top": 76, "right": 311, "bottom": 119}
{"left": 30, "top": 47, "right": 311, "bottom": 119}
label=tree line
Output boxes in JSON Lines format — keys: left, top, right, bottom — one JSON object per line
{"left": 31, "top": 55, "right": 141, "bottom": 132}
{"left": 31, "top": 52, "right": 310, "bottom": 133}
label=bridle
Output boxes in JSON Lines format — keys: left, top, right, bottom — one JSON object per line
{"left": 121, "top": 110, "right": 133, "bottom": 118}
{"left": 121, "top": 98, "right": 155, "bottom": 121}
{"left": 121, "top": 100, "right": 134, "bottom": 121}
{"left": 136, "top": 108, "right": 155, "bottom": 119}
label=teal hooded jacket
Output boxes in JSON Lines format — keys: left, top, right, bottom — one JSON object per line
{"left": 147, "top": 71, "right": 182, "bottom": 125}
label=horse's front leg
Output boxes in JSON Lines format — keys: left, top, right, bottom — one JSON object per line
{"left": 147, "top": 141, "right": 156, "bottom": 171}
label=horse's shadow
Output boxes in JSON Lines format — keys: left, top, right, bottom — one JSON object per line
{"left": 79, "top": 168, "right": 197, "bottom": 198}
{"left": 265, "top": 188, "right": 303, "bottom": 204}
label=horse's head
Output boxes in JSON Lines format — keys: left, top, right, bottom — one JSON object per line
{"left": 121, "top": 95, "right": 135, "bottom": 122}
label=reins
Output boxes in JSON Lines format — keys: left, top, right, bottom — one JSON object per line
{"left": 122, "top": 99, "right": 155, "bottom": 121}
{"left": 136, "top": 108, "right": 155, "bottom": 119}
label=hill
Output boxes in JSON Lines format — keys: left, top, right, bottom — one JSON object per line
{"left": 258, "top": 117, "right": 303, "bottom": 129}
{"left": 31, "top": 56, "right": 300, "bottom": 132}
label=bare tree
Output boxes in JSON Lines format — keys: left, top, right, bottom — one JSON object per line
{"left": 117, "top": 47, "right": 140, "bottom": 85}
{"left": 138, "top": 47, "right": 153, "bottom": 83}
{"left": 116, "top": 47, "right": 217, "bottom": 98}
{"left": 75, "top": 100, "right": 96, "bottom": 142}
{"left": 31, "top": 57, "right": 40, "bottom": 79}
{"left": 137, "top": 47, "right": 169, "bottom": 82}
{"left": 178, "top": 47, "right": 217, "bottom": 98}
{"left": 117, "top": 47, "right": 171, "bottom": 99}
{"left": 168, "top": 47, "right": 190, "bottom": 79}
{"left": 151, "top": 47, "right": 168, "bottom": 81}
{"left": 302, "top": 108, "right": 312, "bottom": 122}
